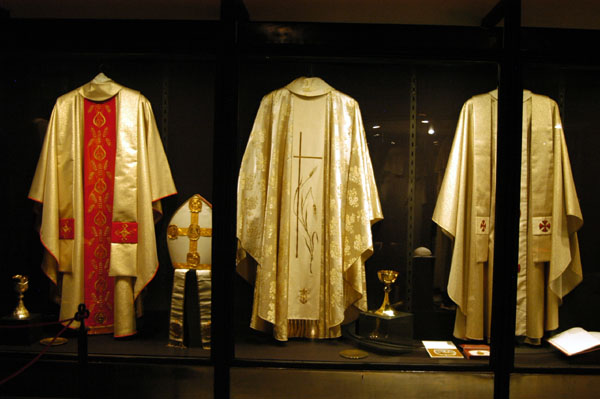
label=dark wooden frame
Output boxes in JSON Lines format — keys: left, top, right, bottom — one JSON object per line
{"left": 2, "top": 1, "right": 600, "bottom": 398}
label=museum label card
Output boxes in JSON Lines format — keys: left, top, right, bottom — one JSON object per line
{"left": 422, "top": 340, "right": 464, "bottom": 358}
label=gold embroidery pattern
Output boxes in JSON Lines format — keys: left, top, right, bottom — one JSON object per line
{"left": 84, "top": 99, "right": 116, "bottom": 331}
{"left": 93, "top": 110, "right": 106, "bottom": 128}
{"left": 59, "top": 218, "right": 74, "bottom": 239}
{"left": 116, "top": 224, "right": 131, "bottom": 241}
{"left": 299, "top": 288, "right": 309, "bottom": 304}
{"left": 293, "top": 131, "right": 322, "bottom": 274}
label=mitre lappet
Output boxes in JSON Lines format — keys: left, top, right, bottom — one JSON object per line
{"left": 166, "top": 194, "right": 212, "bottom": 349}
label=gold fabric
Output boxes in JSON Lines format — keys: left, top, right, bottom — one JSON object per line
{"left": 433, "top": 89, "right": 582, "bottom": 341}
{"left": 29, "top": 73, "right": 177, "bottom": 337}
{"left": 237, "top": 77, "right": 383, "bottom": 341}
{"left": 168, "top": 269, "right": 187, "bottom": 347}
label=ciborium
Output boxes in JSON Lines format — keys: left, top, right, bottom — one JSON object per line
{"left": 11, "top": 275, "right": 31, "bottom": 320}
{"left": 373, "top": 269, "right": 400, "bottom": 317}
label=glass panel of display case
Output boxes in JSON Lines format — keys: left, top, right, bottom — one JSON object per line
{"left": 0, "top": 57, "right": 215, "bottom": 359}
{"left": 510, "top": 0, "right": 600, "bottom": 374}
{"left": 234, "top": 59, "right": 498, "bottom": 366}
{"left": 513, "top": 65, "right": 600, "bottom": 370}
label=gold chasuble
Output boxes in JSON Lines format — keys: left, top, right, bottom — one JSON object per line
{"left": 237, "top": 77, "right": 383, "bottom": 341}
{"left": 433, "top": 89, "right": 583, "bottom": 342}
{"left": 29, "top": 73, "right": 177, "bottom": 337}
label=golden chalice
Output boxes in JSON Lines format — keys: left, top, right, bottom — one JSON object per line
{"left": 373, "top": 269, "right": 400, "bottom": 317}
{"left": 11, "top": 275, "right": 31, "bottom": 320}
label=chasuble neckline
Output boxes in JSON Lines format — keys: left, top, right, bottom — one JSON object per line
{"left": 285, "top": 76, "right": 334, "bottom": 97}
{"left": 79, "top": 73, "right": 123, "bottom": 102}
{"left": 488, "top": 88, "right": 532, "bottom": 102}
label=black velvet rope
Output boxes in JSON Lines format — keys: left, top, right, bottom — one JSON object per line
{"left": 0, "top": 318, "right": 76, "bottom": 386}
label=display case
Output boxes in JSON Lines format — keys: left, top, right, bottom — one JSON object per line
{"left": 0, "top": 20, "right": 218, "bottom": 397}
{"left": 506, "top": 2, "right": 600, "bottom": 397}
{"left": 0, "top": 1, "right": 600, "bottom": 398}
{"left": 232, "top": 60, "right": 499, "bottom": 366}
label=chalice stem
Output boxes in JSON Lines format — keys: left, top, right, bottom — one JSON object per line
{"left": 375, "top": 285, "right": 391, "bottom": 314}
{"left": 13, "top": 295, "right": 30, "bottom": 319}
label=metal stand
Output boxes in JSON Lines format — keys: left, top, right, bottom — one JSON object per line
{"left": 75, "top": 304, "right": 90, "bottom": 398}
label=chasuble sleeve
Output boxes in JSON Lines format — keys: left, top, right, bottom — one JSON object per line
{"left": 548, "top": 102, "right": 583, "bottom": 300}
{"left": 236, "top": 91, "right": 288, "bottom": 328}
{"left": 29, "top": 105, "right": 60, "bottom": 275}
{"left": 353, "top": 103, "right": 383, "bottom": 229}
{"left": 142, "top": 97, "right": 177, "bottom": 205}
{"left": 432, "top": 102, "right": 468, "bottom": 240}
{"left": 130, "top": 95, "right": 177, "bottom": 298}
{"left": 236, "top": 93, "right": 273, "bottom": 276}
{"left": 432, "top": 102, "right": 471, "bottom": 310}
{"left": 28, "top": 98, "right": 75, "bottom": 278}
{"left": 339, "top": 101, "right": 383, "bottom": 312}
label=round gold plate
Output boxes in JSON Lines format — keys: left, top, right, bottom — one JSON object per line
{"left": 339, "top": 349, "right": 369, "bottom": 359}
{"left": 40, "top": 337, "right": 68, "bottom": 346}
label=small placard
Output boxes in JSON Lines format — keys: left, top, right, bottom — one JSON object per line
{"left": 460, "top": 344, "right": 490, "bottom": 359}
{"left": 422, "top": 340, "right": 463, "bottom": 358}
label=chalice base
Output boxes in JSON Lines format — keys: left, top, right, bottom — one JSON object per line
{"left": 356, "top": 310, "right": 414, "bottom": 346}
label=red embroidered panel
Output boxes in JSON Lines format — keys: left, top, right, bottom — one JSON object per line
{"left": 111, "top": 221, "right": 138, "bottom": 243}
{"left": 83, "top": 97, "right": 117, "bottom": 334}
{"left": 59, "top": 218, "right": 75, "bottom": 239}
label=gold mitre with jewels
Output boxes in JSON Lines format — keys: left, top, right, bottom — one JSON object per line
{"left": 166, "top": 194, "right": 212, "bottom": 349}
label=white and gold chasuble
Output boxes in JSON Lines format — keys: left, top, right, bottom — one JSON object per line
{"left": 433, "top": 89, "right": 582, "bottom": 342}
{"left": 29, "top": 73, "right": 177, "bottom": 337}
{"left": 237, "top": 77, "right": 383, "bottom": 341}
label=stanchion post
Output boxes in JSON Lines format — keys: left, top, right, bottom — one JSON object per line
{"left": 75, "top": 304, "right": 89, "bottom": 398}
